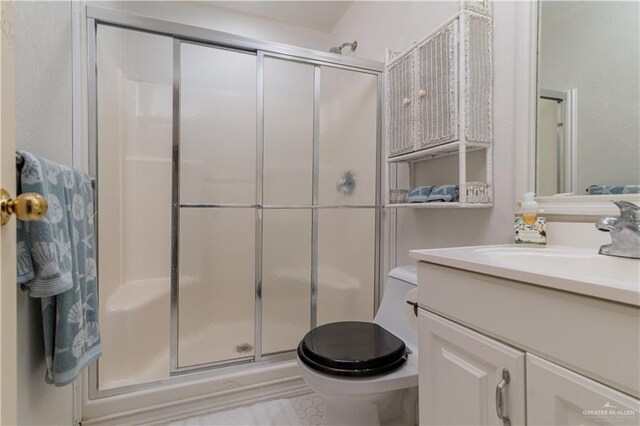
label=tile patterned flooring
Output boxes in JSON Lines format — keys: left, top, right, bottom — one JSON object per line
{"left": 290, "top": 393, "right": 325, "bottom": 425}
{"left": 166, "top": 393, "right": 325, "bottom": 426}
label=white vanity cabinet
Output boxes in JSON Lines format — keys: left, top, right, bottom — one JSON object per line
{"left": 419, "top": 310, "right": 525, "bottom": 426}
{"left": 413, "top": 251, "right": 640, "bottom": 426}
{"left": 418, "top": 306, "right": 640, "bottom": 426}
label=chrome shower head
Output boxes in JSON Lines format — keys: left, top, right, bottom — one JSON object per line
{"left": 329, "top": 41, "right": 358, "bottom": 54}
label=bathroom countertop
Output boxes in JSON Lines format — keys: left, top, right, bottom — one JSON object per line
{"left": 410, "top": 244, "right": 640, "bottom": 307}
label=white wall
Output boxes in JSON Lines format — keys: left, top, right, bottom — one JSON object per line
{"left": 15, "top": 1, "right": 74, "bottom": 425}
{"left": 539, "top": 1, "right": 640, "bottom": 193}
{"left": 329, "top": 1, "right": 519, "bottom": 265}
{"left": 16, "top": 1, "right": 72, "bottom": 166}
{"left": 329, "top": 1, "right": 457, "bottom": 62}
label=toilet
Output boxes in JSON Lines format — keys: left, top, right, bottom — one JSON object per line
{"left": 296, "top": 266, "right": 418, "bottom": 426}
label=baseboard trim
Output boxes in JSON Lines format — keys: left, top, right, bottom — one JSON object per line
{"left": 81, "top": 377, "right": 310, "bottom": 425}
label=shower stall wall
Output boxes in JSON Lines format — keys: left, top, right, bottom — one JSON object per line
{"left": 88, "top": 8, "right": 384, "bottom": 399}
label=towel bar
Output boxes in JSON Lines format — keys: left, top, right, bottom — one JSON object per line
{"left": 16, "top": 153, "right": 95, "bottom": 189}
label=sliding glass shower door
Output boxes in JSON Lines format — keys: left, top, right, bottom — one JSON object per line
{"left": 93, "top": 22, "right": 381, "bottom": 394}
{"left": 261, "top": 57, "right": 315, "bottom": 355}
{"left": 177, "top": 42, "right": 257, "bottom": 368}
{"left": 260, "top": 58, "right": 379, "bottom": 354}
{"left": 317, "top": 66, "right": 378, "bottom": 326}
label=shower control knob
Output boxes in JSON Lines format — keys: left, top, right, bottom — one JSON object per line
{"left": 402, "top": 98, "right": 411, "bottom": 105}
{"left": 418, "top": 89, "right": 427, "bottom": 98}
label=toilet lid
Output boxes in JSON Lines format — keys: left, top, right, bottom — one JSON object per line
{"left": 297, "top": 321, "right": 407, "bottom": 377}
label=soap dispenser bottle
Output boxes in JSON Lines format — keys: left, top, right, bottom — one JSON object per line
{"left": 514, "top": 192, "right": 547, "bottom": 246}
{"left": 521, "top": 192, "right": 539, "bottom": 225}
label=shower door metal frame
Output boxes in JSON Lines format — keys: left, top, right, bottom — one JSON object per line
{"left": 86, "top": 6, "right": 385, "bottom": 399}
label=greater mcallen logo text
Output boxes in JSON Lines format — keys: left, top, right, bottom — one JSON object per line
{"left": 583, "top": 402, "right": 636, "bottom": 420}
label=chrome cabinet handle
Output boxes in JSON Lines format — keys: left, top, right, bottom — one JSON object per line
{"left": 495, "top": 368, "right": 511, "bottom": 426}
{"left": 405, "top": 300, "right": 418, "bottom": 317}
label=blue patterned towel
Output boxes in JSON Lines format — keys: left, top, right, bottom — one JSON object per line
{"left": 427, "top": 185, "right": 459, "bottom": 202}
{"left": 16, "top": 151, "right": 102, "bottom": 386}
{"left": 586, "top": 184, "right": 640, "bottom": 195}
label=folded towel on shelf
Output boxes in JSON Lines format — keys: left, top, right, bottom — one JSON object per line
{"left": 427, "top": 185, "right": 459, "bottom": 202}
{"left": 407, "top": 186, "right": 434, "bottom": 203}
{"left": 586, "top": 184, "right": 640, "bottom": 195}
{"left": 16, "top": 151, "right": 102, "bottom": 386}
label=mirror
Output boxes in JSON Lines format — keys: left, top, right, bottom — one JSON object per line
{"left": 536, "top": 1, "right": 639, "bottom": 197}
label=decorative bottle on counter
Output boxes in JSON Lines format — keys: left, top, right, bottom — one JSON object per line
{"left": 514, "top": 192, "right": 547, "bottom": 246}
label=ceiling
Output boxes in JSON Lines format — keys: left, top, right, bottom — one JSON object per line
{"left": 208, "top": 1, "right": 354, "bottom": 32}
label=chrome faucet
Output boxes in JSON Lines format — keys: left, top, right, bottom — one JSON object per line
{"left": 596, "top": 201, "right": 640, "bottom": 259}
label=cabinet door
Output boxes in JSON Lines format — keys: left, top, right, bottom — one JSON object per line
{"left": 415, "top": 20, "right": 459, "bottom": 149}
{"left": 527, "top": 354, "right": 640, "bottom": 426}
{"left": 419, "top": 310, "right": 525, "bottom": 425}
{"left": 387, "top": 53, "right": 415, "bottom": 157}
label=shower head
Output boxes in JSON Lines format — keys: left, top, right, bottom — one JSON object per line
{"left": 329, "top": 41, "right": 358, "bottom": 54}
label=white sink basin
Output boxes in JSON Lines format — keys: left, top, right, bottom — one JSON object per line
{"left": 474, "top": 246, "right": 639, "bottom": 287}
{"left": 410, "top": 245, "right": 640, "bottom": 306}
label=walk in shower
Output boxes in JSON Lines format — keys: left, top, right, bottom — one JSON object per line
{"left": 87, "top": 8, "right": 383, "bottom": 398}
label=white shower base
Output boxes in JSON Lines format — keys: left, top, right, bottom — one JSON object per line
{"left": 100, "top": 276, "right": 259, "bottom": 390}
{"left": 87, "top": 276, "right": 307, "bottom": 425}
{"left": 82, "top": 359, "right": 307, "bottom": 425}
{"left": 100, "top": 277, "right": 171, "bottom": 390}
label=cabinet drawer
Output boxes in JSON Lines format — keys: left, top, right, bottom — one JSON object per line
{"left": 527, "top": 354, "right": 640, "bottom": 426}
{"left": 419, "top": 309, "right": 525, "bottom": 425}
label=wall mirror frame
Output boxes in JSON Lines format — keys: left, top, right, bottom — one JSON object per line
{"left": 514, "top": 1, "right": 640, "bottom": 216}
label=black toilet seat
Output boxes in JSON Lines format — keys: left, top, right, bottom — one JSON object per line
{"left": 297, "top": 321, "right": 408, "bottom": 377}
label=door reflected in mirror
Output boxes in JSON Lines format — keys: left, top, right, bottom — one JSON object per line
{"left": 536, "top": 1, "right": 640, "bottom": 196}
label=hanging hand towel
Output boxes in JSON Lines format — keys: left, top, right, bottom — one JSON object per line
{"left": 16, "top": 151, "right": 102, "bottom": 386}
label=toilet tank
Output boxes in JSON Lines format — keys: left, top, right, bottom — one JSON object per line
{"left": 373, "top": 266, "right": 418, "bottom": 352}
